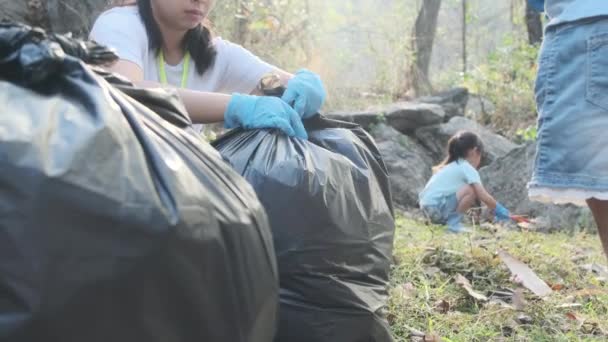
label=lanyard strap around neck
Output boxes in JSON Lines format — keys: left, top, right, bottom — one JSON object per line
{"left": 158, "top": 51, "right": 191, "bottom": 88}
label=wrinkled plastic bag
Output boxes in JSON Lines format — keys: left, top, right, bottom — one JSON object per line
{"left": 0, "top": 22, "right": 117, "bottom": 84}
{"left": 213, "top": 116, "right": 396, "bottom": 342}
{"left": 0, "top": 23, "right": 278, "bottom": 342}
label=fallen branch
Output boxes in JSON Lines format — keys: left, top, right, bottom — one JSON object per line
{"left": 455, "top": 273, "right": 488, "bottom": 302}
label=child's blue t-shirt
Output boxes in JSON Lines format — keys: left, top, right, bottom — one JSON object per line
{"left": 418, "top": 160, "right": 481, "bottom": 207}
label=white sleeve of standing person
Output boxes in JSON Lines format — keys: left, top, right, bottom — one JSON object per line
{"left": 89, "top": 8, "right": 148, "bottom": 71}
{"left": 213, "top": 37, "right": 276, "bottom": 94}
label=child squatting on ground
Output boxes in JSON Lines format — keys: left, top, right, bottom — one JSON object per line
{"left": 418, "top": 131, "right": 512, "bottom": 233}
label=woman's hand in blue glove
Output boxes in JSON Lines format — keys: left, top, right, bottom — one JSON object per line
{"left": 224, "top": 94, "right": 308, "bottom": 139}
{"left": 281, "top": 69, "right": 327, "bottom": 119}
{"left": 494, "top": 203, "right": 511, "bottom": 222}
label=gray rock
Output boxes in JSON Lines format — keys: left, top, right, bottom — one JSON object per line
{"left": 327, "top": 102, "right": 445, "bottom": 135}
{"left": 416, "top": 116, "right": 518, "bottom": 166}
{"left": 325, "top": 111, "right": 380, "bottom": 130}
{"left": 383, "top": 102, "right": 446, "bottom": 135}
{"left": 466, "top": 94, "right": 496, "bottom": 120}
{"left": 480, "top": 143, "right": 594, "bottom": 232}
{"left": 417, "top": 87, "right": 469, "bottom": 121}
{"left": 371, "top": 124, "right": 433, "bottom": 208}
{"left": 1, "top": 0, "right": 108, "bottom": 37}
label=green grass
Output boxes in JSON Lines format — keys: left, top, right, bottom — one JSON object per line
{"left": 388, "top": 214, "right": 608, "bottom": 341}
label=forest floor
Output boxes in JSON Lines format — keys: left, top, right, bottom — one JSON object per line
{"left": 388, "top": 213, "right": 608, "bottom": 341}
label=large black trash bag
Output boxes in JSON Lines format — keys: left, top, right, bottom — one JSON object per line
{"left": 0, "top": 23, "right": 279, "bottom": 342}
{"left": 0, "top": 21, "right": 118, "bottom": 85}
{"left": 213, "top": 115, "right": 396, "bottom": 342}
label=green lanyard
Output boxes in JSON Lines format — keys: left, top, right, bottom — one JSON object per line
{"left": 157, "top": 51, "right": 191, "bottom": 88}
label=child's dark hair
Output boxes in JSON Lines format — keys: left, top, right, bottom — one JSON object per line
{"left": 136, "top": 0, "right": 217, "bottom": 76}
{"left": 433, "top": 131, "right": 484, "bottom": 172}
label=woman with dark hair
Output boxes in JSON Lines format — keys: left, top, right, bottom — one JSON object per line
{"left": 90, "top": 0, "right": 326, "bottom": 139}
{"left": 418, "top": 131, "right": 512, "bottom": 233}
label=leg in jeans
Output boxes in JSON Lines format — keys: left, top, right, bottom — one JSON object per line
{"left": 587, "top": 199, "right": 608, "bottom": 261}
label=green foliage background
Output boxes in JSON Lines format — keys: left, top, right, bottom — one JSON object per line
{"left": 208, "top": 0, "right": 540, "bottom": 138}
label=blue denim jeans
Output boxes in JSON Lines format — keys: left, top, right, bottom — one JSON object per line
{"left": 421, "top": 193, "right": 458, "bottom": 225}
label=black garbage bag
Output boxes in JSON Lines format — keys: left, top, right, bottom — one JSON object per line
{"left": 213, "top": 116, "right": 396, "bottom": 342}
{"left": 0, "top": 23, "right": 279, "bottom": 342}
{"left": 0, "top": 21, "right": 118, "bottom": 85}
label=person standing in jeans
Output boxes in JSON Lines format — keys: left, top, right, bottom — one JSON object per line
{"left": 529, "top": 0, "right": 608, "bottom": 258}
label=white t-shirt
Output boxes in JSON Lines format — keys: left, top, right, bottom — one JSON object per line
{"left": 89, "top": 6, "right": 275, "bottom": 97}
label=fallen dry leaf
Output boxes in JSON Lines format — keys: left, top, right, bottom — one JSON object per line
{"left": 499, "top": 250, "right": 552, "bottom": 297}
{"left": 550, "top": 283, "right": 565, "bottom": 291}
{"left": 565, "top": 312, "right": 581, "bottom": 321}
{"left": 424, "top": 333, "right": 442, "bottom": 342}
{"left": 455, "top": 274, "right": 488, "bottom": 302}
{"left": 517, "top": 221, "right": 533, "bottom": 231}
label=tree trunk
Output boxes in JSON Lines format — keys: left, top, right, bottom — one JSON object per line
{"left": 525, "top": 1, "right": 543, "bottom": 45}
{"left": 462, "top": 0, "right": 467, "bottom": 75}
{"left": 407, "top": 0, "right": 442, "bottom": 97}
{"left": 233, "top": 0, "right": 250, "bottom": 45}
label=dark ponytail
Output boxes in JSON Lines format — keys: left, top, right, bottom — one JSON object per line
{"left": 137, "top": 0, "right": 217, "bottom": 76}
{"left": 433, "top": 131, "right": 484, "bottom": 172}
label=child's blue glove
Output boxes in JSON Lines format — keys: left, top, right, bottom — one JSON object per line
{"left": 494, "top": 203, "right": 511, "bottom": 222}
{"left": 281, "top": 69, "right": 327, "bottom": 119}
{"left": 225, "top": 94, "right": 308, "bottom": 139}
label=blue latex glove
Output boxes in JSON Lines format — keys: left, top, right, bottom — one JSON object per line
{"left": 494, "top": 203, "right": 511, "bottom": 222}
{"left": 528, "top": 0, "right": 544, "bottom": 12}
{"left": 225, "top": 94, "right": 308, "bottom": 139}
{"left": 281, "top": 69, "right": 327, "bottom": 119}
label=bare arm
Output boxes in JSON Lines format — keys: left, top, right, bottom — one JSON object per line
{"left": 249, "top": 68, "right": 294, "bottom": 95}
{"left": 275, "top": 68, "right": 294, "bottom": 86}
{"left": 107, "top": 60, "right": 297, "bottom": 122}
{"left": 107, "top": 59, "right": 231, "bottom": 123}
{"left": 472, "top": 183, "right": 498, "bottom": 210}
